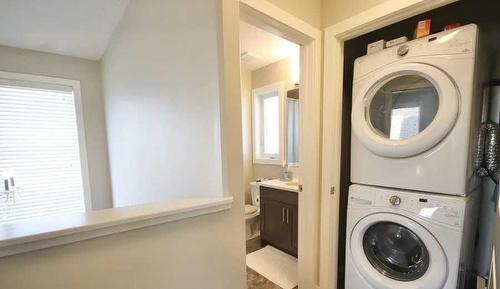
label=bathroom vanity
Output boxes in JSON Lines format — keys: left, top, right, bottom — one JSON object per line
{"left": 259, "top": 184, "right": 298, "bottom": 257}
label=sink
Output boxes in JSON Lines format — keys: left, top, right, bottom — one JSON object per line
{"left": 281, "top": 180, "right": 299, "bottom": 186}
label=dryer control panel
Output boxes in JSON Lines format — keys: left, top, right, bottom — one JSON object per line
{"left": 349, "top": 184, "right": 467, "bottom": 228}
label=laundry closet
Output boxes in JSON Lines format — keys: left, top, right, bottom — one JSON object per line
{"left": 338, "top": 1, "right": 500, "bottom": 288}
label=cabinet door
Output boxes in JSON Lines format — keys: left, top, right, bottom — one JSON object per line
{"left": 261, "top": 198, "right": 291, "bottom": 251}
{"left": 289, "top": 204, "right": 298, "bottom": 256}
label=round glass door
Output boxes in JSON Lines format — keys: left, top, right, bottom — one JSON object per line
{"left": 349, "top": 213, "right": 448, "bottom": 289}
{"left": 363, "top": 222, "right": 430, "bottom": 281}
{"left": 368, "top": 75, "right": 439, "bottom": 140}
{"left": 351, "top": 63, "right": 459, "bottom": 158}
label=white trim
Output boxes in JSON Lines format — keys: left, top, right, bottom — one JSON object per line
{"left": 0, "top": 70, "right": 93, "bottom": 211}
{"left": 0, "top": 197, "right": 232, "bottom": 257}
{"left": 223, "top": 1, "right": 322, "bottom": 288}
{"left": 320, "top": 0, "right": 457, "bottom": 288}
{"left": 251, "top": 81, "right": 285, "bottom": 165}
{"left": 239, "top": 0, "right": 321, "bottom": 42}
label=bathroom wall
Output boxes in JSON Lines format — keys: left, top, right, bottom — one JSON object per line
{"left": 0, "top": 45, "right": 113, "bottom": 210}
{"left": 241, "top": 69, "right": 254, "bottom": 203}
{"left": 102, "top": 0, "right": 223, "bottom": 206}
{"left": 251, "top": 56, "right": 299, "bottom": 180}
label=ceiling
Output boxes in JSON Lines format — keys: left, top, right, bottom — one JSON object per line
{"left": 240, "top": 21, "right": 299, "bottom": 71}
{"left": 0, "top": 0, "right": 129, "bottom": 60}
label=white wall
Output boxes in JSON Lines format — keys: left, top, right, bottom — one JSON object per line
{"left": 102, "top": 0, "right": 223, "bottom": 206}
{"left": 265, "top": 0, "right": 322, "bottom": 28}
{"left": 322, "top": 0, "right": 389, "bottom": 28}
{"left": 0, "top": 45, "right": 113, "bottom": 210}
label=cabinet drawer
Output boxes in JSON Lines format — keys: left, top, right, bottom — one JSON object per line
{"left": 260, "top": 186, "right": 298, "bottom": 205}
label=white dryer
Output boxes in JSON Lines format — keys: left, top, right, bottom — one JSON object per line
{"left": 345, "top": 184, "right": 479, "bottom": 289}
{"left": 351, "top": 24, "right": 485, "bottom": 195}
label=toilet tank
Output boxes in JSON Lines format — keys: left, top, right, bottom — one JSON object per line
{"left": 250, "top": 182, "right": 260, "bottom": 207}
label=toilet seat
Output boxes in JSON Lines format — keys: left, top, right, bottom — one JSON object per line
{"left": 245, "top": 204, "right": 260, "bottom": 219}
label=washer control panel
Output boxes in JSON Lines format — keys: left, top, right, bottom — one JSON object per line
{"left": 349, "top": 185, "right": 466, "bottom": 228}
{"left": 389, "top": 195, "right": 402, "bottom": 206}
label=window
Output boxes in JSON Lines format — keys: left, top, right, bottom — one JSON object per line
{"left": 390, "top": 107, "right": 420, "bottom": 140}
{"left": 252, "top": 82, "right": 284, "bottom": 164}
{"left": 0, "top": 72, "right": 90, "bottom": 224}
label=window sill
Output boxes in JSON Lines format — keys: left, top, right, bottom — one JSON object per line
{"left": 0, "top": 196, "right": 233, "bottom": 258}
{"left": 253, "top": 159, "right": 282, "bottom": 165}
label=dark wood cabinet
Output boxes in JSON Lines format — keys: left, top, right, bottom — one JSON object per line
{"left": 260, "top": 186, "right": 298, "bottom": 257}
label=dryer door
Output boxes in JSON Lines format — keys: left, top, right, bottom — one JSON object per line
{"left": 352, "top": 63, "right": 459, "bottom": 158}
{"left": 350, "top": 213, "right": 448, "bottom": 289}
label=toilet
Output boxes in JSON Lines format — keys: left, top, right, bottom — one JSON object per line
{"left": 245, "top": 182, "right": 260, "bottom": 240}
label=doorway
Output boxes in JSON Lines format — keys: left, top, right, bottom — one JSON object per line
{"left": 240, "top": 18, "right": 301, "bottom": 289}
{"left": 219, "top": 1, "right": 322, "bottom": 288}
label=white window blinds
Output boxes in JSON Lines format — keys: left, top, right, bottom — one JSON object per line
{"left": 0, "top": 81, "right": 86, "bottom": 224}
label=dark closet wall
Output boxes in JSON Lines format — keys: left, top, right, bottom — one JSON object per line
{"left": 338, "top": 0, "right": 500, "bottom": 288}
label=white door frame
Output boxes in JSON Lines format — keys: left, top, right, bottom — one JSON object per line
{"left": 320, "top": 0, "right": 457, "bottom": 288}
{"left": 219, "top": 0, "right": 322, "bottom": 288}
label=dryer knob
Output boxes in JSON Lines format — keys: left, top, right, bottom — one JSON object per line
{"left": 389, "top": 195, "right": 402, "bottom": 206}
{"left": 397, "top": 45, "right": 409, "bottom": 56}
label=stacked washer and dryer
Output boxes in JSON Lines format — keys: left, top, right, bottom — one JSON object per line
{"left": 346, "top": 24, "right": 486, "bottom": 289}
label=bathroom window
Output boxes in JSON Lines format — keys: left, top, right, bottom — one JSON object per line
{"left": 0, "top": 72, "right": 90, "bottom": 224}
{"left": 252, "top": 82, "right": 284, "bottom": 165}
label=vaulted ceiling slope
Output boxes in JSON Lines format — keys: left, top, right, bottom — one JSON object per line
{"left": 0, "top": 0, "right": 129, "bottom": 60}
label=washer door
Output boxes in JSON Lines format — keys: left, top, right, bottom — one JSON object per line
{"left": 350, "top": 213, "right": 448, "bottom": 289}
{"left": 352, "top": 63, "right": 459, "bottom": 158}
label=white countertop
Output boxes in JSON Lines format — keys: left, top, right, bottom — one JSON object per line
{"left": 256, "top": 179, "right": 299, "bottom": 192}
{"left": 0, "top": 196, "right": 232, "bottom": 257}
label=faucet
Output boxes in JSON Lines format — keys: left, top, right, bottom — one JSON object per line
{"left": 280, "top": 161, "right": 292, "bottom": 181}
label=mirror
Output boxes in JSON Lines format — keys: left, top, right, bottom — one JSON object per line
{"left": 287, "top": 88, "right": 300, "bottom": 166}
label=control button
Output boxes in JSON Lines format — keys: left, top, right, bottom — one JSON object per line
{"left": 389, "top": 195, "right": 402, "bottom": 206}
{"left": 398, "top": 45, "right": 409, "bottom": 56}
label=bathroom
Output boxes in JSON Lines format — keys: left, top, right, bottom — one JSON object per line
{"left": 239, "top": 20, "right": 301, "bottom": 289}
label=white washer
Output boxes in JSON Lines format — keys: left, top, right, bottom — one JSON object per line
{"left": 345, "top": 184, "right": 479, "bottom": 289}
{"left": 351, "top": 24, "right": 485, "bottom": 195}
